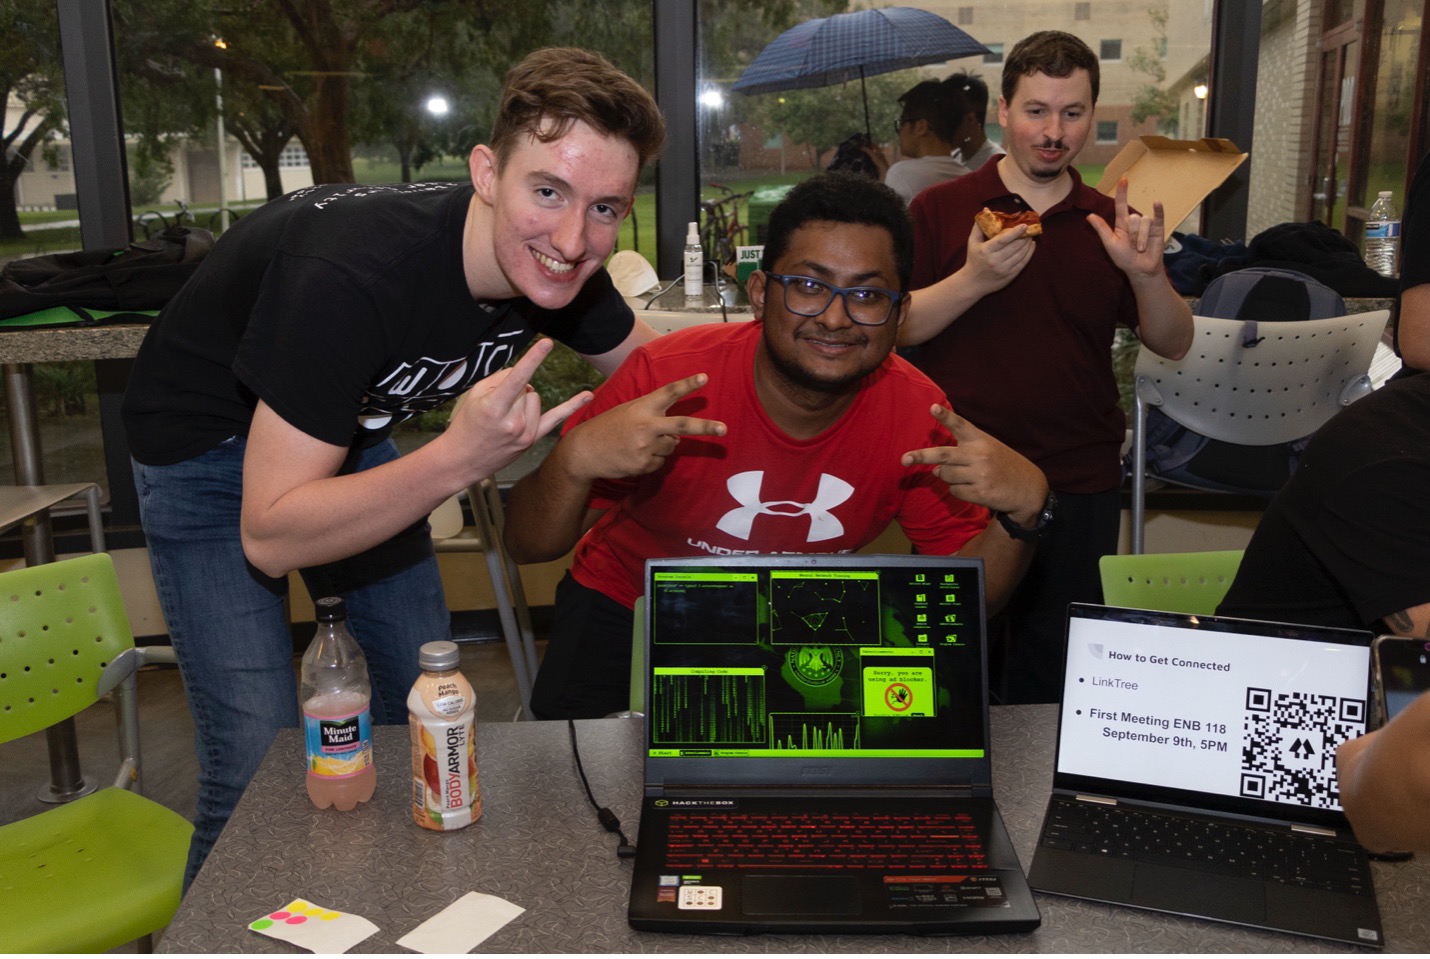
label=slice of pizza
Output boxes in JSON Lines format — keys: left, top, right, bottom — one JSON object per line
{"left": 975, "top": 207, "right": 1043, "bottom": 239}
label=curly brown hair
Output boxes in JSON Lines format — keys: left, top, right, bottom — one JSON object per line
{"left": 491, "top": 48, "right": 666, "bottom": 172}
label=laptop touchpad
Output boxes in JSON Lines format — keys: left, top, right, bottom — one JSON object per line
{"left": 741, "top": 876, "right": 861, "bottom": 916}
{"left": 1133, "top": 864, "right": 1266, "bottom": 924}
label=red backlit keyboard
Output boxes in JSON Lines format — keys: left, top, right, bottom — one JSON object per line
{"left": 663, "top": 810, "right": 988, "bottom": 870}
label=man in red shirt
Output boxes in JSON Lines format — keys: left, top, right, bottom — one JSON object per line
{"left": 505, "top": 172, "right": 1051, "bottom": 719}
{"left": 901, "top": 31, "right": 1193, "bottom": 704}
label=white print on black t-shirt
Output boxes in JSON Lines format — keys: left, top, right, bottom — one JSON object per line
{"left": 285, "top": 181, "right": 454, "bottom": 211}
{"left": 357, "top": 330, "right": 524, "bottom": 432}
{"left": 715, "top": 470, "right": 855, "bottom": 543}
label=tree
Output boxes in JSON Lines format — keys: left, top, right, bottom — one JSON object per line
{"left": 744, "top": 70, "right": 920, "bottom": 170}
{"left": 116, "top": 0, "right": 481, "bottom": 185}
{"left": 1127, "top": 4, "right": 1179, "bottom": 134}
{"left": 0, "top": 0, "right": 65, "bottom": 242}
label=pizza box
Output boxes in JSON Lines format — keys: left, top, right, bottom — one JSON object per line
{"left": 1095, "top": 136, "right": 1247, "bottom": 233}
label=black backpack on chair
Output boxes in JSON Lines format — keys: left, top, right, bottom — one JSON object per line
{"left": 1131, "top": 267, "right": 1347, "bottom": 495}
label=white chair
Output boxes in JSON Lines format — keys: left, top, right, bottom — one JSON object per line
{"left": 1129, "top": 310, "right": 1390, "bottom": 553}
{"left": 430, "top": 478, "right": 540, "bottom": 716}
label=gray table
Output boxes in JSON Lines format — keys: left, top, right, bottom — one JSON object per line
{"left": 162, "top": 709, "right": 1429, "bottom": 954}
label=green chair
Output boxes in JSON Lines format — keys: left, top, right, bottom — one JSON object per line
{"left": 0, "top": 553, "right": 192, "bottom": 953}
{"left": 1099, "top": 549, "right": 1245, "bottom": 616}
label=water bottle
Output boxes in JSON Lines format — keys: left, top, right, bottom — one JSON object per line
{"left": 683, "top": 221, "right": 704, "bottom": 298}
{"left": 408, "top": 640, "right": 481, "bottom": 830}
{"left": 300, "top": 596, "right": 376, "bottom": 810}
{"left": 1364, "top": 191, "right": 1401, "bottom": 278}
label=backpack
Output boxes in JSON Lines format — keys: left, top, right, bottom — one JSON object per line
{"left": 1133, "top": 267, "right": 1347, "bottom": 495}
{"left": 0, "top": 226, "right": 213, "bottom": 325}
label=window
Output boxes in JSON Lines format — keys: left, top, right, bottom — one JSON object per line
{"left": 1075, "top": 2, "right": 1091, "bottom": 20}
{"left": 47, "top": 147, "right": 70, "bottom": 173}
{"left": 957, "top": 6, "right": 973, "bottom": 25}
{"left": 277, "top": 144, "right": 311, "bottom": 169}
{"left": 1097, "top": 120, "right": 1119, "bottom": 143}
{"left": 1100, "top": 39, "right": 1122, "bottom": 62}
{"left": 983, "top": 43, "right": 1005, "bottom": 64}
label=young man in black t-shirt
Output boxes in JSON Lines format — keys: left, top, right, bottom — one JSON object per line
{"left": 121, "top": 48, "right": 665, "bottom": 886}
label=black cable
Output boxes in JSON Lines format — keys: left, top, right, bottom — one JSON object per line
{"left": 567, "top": 719, "right": 637, "bottom": 859}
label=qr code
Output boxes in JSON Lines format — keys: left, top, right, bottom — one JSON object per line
{"left": 1239, "top": 688, "right": 1365, "bottom": 808}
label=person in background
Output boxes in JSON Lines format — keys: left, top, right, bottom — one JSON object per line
{"left": 1337, "top": 690, "right": 1430, "bottom": 853}
{"left": 1390, "top": 150, "right": 1430, "bottom": 372}
{"left": 121, "top": 47, "right": 664, "bottom": 885}
{"left": 504, "top": 171, "right": 1050, "bottom": 719}
{"left": 900, "top": 30, "right": 1193, "bottom": 704}
{"left": 862, "top": 79, "right": 972, "bottom": 204}
{"left": 944, "top": 71, "right": 1001, "bottom": 171}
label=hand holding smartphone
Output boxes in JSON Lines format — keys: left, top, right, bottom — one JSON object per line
{"left": 1371, "top": 635, "right": 1430, "bottom": 727}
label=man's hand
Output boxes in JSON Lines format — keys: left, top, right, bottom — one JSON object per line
{"left": 447, "top": 338, "right": 592, "bottom": 476}
{"left": 962, "top": 220, "right": 1036, "bottom": 296}
{"left": 558, "top": 373, "right": 726, "bottom": 482}
{"left": 901, "top": 404, "right": 1048, "bottom": 522}
{"left": 860, "top": 144, "right": 890, "bottom": 180}
{"left": 1087, "top": 176, "right": 1167, "bottom": 281}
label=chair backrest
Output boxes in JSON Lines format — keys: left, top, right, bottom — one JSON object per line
{"left": 1099, "top": 549, "right": 1245, "bottom": 616}
{"left": 0, "top": 553, "right": 135, "bottom": 745}
{"left": 1134, "top": 310, "right": 1390, "bottom": 446}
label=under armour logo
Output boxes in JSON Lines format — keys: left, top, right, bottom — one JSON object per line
{"left": 716, "top": 471, "right": 854, "bottom": 543}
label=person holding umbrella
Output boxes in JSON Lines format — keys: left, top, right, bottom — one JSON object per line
{"left": 860, "top": 79, "right": 973, "bottom": 204}
{"left": 899, "top": 30, "right": 1193, "bottom": 706}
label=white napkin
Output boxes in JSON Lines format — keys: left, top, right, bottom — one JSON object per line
{"left": 396, "top": 891, "right": 526, "bottom": 954}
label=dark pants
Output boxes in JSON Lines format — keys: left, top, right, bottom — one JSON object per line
{"left": 988, "top": 487, "right": 1121, "bottom": 704}
{"left": 530, "top": 572, "right": 636, "bottom": 719}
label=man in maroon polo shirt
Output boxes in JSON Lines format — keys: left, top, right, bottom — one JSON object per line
{"left": 901, "top": 31, "right": 1193, "bottom": 704}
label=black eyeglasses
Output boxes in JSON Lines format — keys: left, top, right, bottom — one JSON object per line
{"left": 893, "top": 115, "right": 915, "bottom": 134}
{"left": 763, "top": 272, "right": 904, "bottom": 327}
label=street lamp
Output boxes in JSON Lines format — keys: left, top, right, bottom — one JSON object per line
{"left": 426, "top": 95, "right": 450, "bottom": 118}
{"left": 214, "top": 38, "right": 230, "bottom": 232}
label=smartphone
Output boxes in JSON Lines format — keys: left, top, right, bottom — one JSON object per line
{"left": 1371, "top": 635, "right": 1430, "bottom": 727}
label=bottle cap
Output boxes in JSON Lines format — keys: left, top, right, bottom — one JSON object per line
{"left": 686, "top": 221, "right": 699, "bottom": 244}
{"left": 314, "top": 596, "right": 346, "bottom": 622}
{"left": 1379, "top": 191, "right": 1393, "bottom": 198}
{"left": 419, "top": 640, "right": 461, "bottom": 672}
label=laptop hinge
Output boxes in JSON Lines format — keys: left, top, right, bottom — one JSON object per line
{"left": 1291, "top": 823, "right": 1337, "bottom": 837}
{"left": 654, "top": 784, "right": 977, "bottom": 799}
{"left": 1074, "top": 793, "right": 1118, "bottom": 805}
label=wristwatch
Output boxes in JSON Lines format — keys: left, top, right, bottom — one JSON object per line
{"left": 993, "top": 491, "right": 1056, "bottom": 542}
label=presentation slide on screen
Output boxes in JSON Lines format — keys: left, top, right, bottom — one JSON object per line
{"left": 1058, "top": 619, "right": 1370, "bottom": 809}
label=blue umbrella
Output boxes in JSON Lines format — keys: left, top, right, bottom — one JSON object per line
{"left": 731, "top": 7, "right": 990, "bottom": 138}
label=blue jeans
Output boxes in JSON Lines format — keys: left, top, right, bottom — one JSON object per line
{"left": 133, "top": 436, "right": 450, "bottom": 888}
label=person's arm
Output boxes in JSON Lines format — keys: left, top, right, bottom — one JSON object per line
{"left": 579, "top": 315, "right": 661, "bottom": 376}
{"left": 900, "top": 404, "right": 1049, "bottom": 613}
{"left": 1337, "top": 684, "right": 1430, "bottom": 853}
{"left": 1086, "top": 176, "right": 1193, "bottom": 360}
{"left": 1393, "top": 284, "right": 1430, "bottom": 371}
{"left": 902, "top": 222, "right": 1036, "bottom": 346}
{"left": 503, "top": 373, "right": 726, "bottom": 564}
{"left": 240, "top": 339, "right": 588, "bottom": 578}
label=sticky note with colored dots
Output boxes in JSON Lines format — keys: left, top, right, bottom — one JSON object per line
{"left": 248, "top": 898, "right": 379, "bottom": 953}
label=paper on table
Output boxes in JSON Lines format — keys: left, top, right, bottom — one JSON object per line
{"left": 248, "top": 898, "right": 379, "bottom": 953}
{"left": 396, "top": 891, "right": 525, "bottom": 954}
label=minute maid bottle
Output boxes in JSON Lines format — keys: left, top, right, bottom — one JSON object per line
{"left": 300, "top": 597, "right": 376, "bottom": 810}
{"left": 408, "top": 640, "right": 481, "bottom": 830}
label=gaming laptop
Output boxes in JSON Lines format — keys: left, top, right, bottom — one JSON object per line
{"left": 627, "top": 554, "right": 1040, "bottom": 935}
